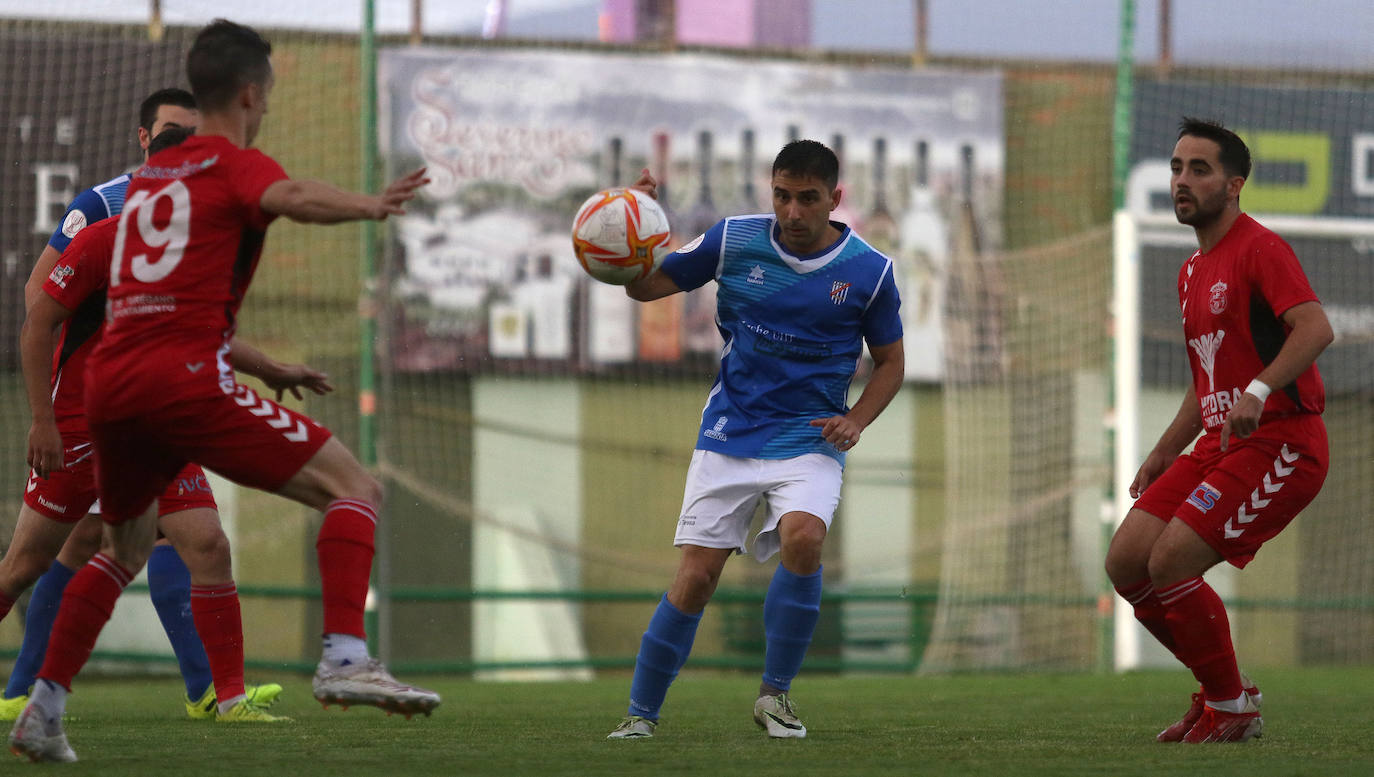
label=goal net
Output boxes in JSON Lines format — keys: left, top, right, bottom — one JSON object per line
{"left": 1115, "top": 74, "right": 1374, "bottom": 669}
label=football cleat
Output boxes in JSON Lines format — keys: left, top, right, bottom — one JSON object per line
{"left": 753, "top": 693, "right": 807, "bottom": 739}
{"left": 186, "top": 682, "right": 285, "bottom": 721}
{"left": 217, "top": 699, "right": 291, "bottom": 723}
{"left": 312, "top": 658, "right": 440, "bottom": 718}
{"left": 0, "top": 695, "right": 29, "bottom": 723}
{"left": 606, "top": 715, "right": 657, "bottom": 739}
{"left": 7, "top": 702, "right": 76, "bottom": 763}
{"left": 1182, "top": 692, "right": 1263, "bottom": 743}
{"left": 1157, "top": 674, "right": 1261, "bottom": 743}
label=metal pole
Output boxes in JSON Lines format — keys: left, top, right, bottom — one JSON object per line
{"left": 359, "top": 0, "right": 390, "bottom": 663}
{"left": 1158, "top": 0, "right": 1172, "bottom": 74}
{"left": 1103, "top": 0, "right": 1137, "bottom": 676}
{"left": 913, "top": 0, "right": 928, "bottom": 66}
{"left": 411, "top": 0, "right": 423, "bottom": 46}
{"left": 148, "top": 0, "right": 163, "bottom": 41}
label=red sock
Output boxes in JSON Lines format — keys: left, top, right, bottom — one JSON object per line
{"left": 191, "top": 582, "right": 245, "bottom": 703}
{"left": 38, "top": 553, "right": 133, "bottom": 690}
{"left": 1115, "top": 579, "right": 1180, "bottom": 658}
{"left": 0, "top": 588, "right": 15, "bottom": 622}
{"left": 1158, "top": 576, "right": 1243, "bottom": 702}
{"left": 316, "top": 499, "right": 377, "bottom": 639}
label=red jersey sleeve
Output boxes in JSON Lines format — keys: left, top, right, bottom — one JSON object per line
{"left": 43, "top": 216, "right": 116, "bottom": 310}
{"left": 1247, "top": 234, "right": 1319, "bottom": 317}
{"left": 232, "top": 148, "right": 290, "bottom": 231}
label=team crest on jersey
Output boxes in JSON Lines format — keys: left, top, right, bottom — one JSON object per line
{"left": 48, "top": 264, "right": 75, "bottom": 289}
{"left": 1209, "top": 280, "right": 1229, "bottom": 315}
{"left": 747, "top": 265, "right": 766, "bottom": 285}
{"left": 829, "top": 280, "right": 852, "bottom": 305}
{"left": 60, "top": 210, "right": 87, "bottom": 238}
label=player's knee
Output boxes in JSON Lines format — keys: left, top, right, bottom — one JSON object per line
{"left": 1144, "top": 549, "right": 1191, "bottom": 588}
{"left": 64, "top": 532, "right": 102, "bottom": 566}
{"left": 332, "top": 473, "right": 383, "bottom": 508}
{"left": 779, "top": 523, "right": 826, "bottom": 566}
{"left": 672, "top": 565, "right": 722, "bottom": 608}
{"left": 0, "top": 552, "right": 51, "bottom": 590}
{"left": 1104, "top": 548, "right": 1142, "bottom": 587}
{"left": 182, "top": 528, "right": 232, "bottom": 575}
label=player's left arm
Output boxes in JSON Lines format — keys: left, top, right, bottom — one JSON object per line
{"left": 1220, "top": 300, "right": 1333, "bottom": 450}
{"left": 260, "top": 168, "right": 429, "bottom": 224}
{"left": 227, "top": 339, "right": 334, "bottom": 401}
{"left": 809, "top": 338, "right": 905, "bottom": 451}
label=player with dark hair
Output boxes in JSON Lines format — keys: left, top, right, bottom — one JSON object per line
{"left": 1105, "top": 117, "right": 1332, "bottom": 743}
{"left": 0, "top": 92, "right": 282, "bottom": 723}
{"left": 6, "top": 126, "right": 293, "bottom": 740}
{"left": 8, "top": 19, "right": 437, "bottom": 762}
{"left": 606, "top": 139, "right": 904, "bottom": 739}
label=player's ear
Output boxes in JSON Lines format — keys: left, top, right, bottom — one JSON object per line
{"left": 240, "top": 81, "right": 259, "bottom": 112}
{"left": 1227, "top": 174, "right": 1245, "bottom": 200}
{"left": 829, "top": 186, "right": 843, "bottom": 212}
{"left": 137, "top": 127, "right": 151, "bottom": 152}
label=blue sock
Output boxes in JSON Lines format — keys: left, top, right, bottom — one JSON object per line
{"left": 626, "top": 595, "right": 702, "bottom": 720}
{"left": 4, "top": 561, "right": 75, "bottom": 699}
{"left": 761, "top": 563, "right": 822, "bottom": 693}
{"left": 146, "top": 545, "right": 212, "bottom": 700}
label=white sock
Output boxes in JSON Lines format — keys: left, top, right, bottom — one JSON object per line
{"left": 1206, "top": 691, "right": 1250, "bottom": 714}
{"left": 29, "top": 679, "right": 67, "bottom": 733}
{"left": 321, "top": 633, "right": 369, "bottom": 668}
{"left": 217, "top": 694, "right": 247, "bottom": 715}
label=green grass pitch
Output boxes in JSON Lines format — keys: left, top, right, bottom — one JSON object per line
{"left": 8, "top": 668, "right": 1374, "bottom": 775}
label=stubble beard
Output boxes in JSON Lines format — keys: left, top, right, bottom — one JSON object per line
{"left": 1174, "top": 191, "right": 1226, "bottom": 229}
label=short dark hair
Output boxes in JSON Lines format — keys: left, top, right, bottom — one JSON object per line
{"left": 147, "top": 126, "right": 195, "bottom": 156}
{"left": 138, "top": 88, "right": 196, "bottom": 132}
{"left": 772, "top": 140, "right": 839, "bottom": 190}
{"left": 1178, "top": 117, "right": 1251, "bottom": 180}
{"left": 186, "top": 19, "right": 273, "bottom": 112}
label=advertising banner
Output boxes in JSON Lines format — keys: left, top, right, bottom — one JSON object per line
{"left": 379, "top": 48, "right": 1003, "bottom": 379}
{"left": 1129, "top": 78, "right": 1374, "bottom": 392}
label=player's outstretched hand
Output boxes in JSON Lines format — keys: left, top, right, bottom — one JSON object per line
{"left": 262, "top": 364, "right": 334, "bottom": 402}
{"left": 630, "top": 167, "right": 659, "bottom": 200}
{"left": 1219, "top": 392, "right": 1263, "bottom": 452}
{"left": 809, "top": 416, "right": 863, "bottom": 452}
{"left": 27, "top": 420, "right": 64, "bottom": 479}
{"left": 374, "top": 167, "right": 431, "bottom": 219}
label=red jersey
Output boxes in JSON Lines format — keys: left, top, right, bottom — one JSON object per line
{"left": 1177, "top": 213, "right": 1324, "bottom": 433}
{"left": 87, "top": 135, "right": 288, "bottom": 419}
{"left": 42, "top": 216, "right": 119, "bottom": 430}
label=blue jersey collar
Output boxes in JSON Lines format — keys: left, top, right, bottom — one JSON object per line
{"left": 768, "top": 219, "right": 852, "bottom": 274}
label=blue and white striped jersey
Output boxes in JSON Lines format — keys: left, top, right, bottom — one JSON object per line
{"left": 661, "top": 215, "right": 903, "bottom": 465}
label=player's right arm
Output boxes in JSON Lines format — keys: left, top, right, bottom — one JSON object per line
{"left": 628, "top": 213, "right": 727, "bottom": 302}
{"left": 27, "top": 188, "right": 109, "bottom": 311}
{"left": 19, "top": 292, "right": 75, "bottom": 478}
{"left": 260, "top": 167, "right": 429, "bottom": 224}
{"left": 24, "top": 246, "right": 62, "bottom": 312}
{"left": 1129, "top": 384, "right": 1204, "bottom": 498}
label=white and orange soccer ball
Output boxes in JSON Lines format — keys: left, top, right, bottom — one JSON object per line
{"left": 570, "top": 187, "right": 672, "bottom": 285}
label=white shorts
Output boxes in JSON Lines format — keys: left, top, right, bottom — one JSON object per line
{"left": 673, "top": 450, "right": 843, "bottom": 562}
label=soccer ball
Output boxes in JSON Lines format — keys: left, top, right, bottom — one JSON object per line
{"left": 570, "top": 187, "right": 672, "bottom": 285}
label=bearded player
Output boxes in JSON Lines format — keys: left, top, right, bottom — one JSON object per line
{"left": 1105, "top": 118, "right": 1332, "bottom": 743}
